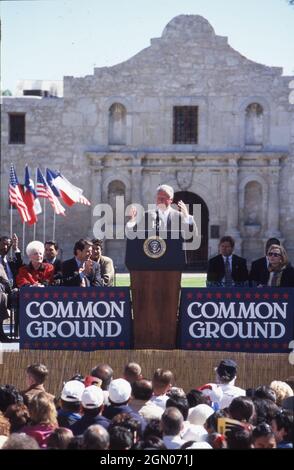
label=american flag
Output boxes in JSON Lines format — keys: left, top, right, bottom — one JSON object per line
{"left": 9, "top": 164, "right": 31, "bottom": 223}
{"left": 36, "top": 168, "right": 65, "bottom": 216}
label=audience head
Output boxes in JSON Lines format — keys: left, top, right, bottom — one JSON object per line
{"left": 28, "top": 392, "right": 57, "bottom": 427}
{"left": 26, "top": 363, "right": 49, "bottom": 386}
{"left": 152, "top": 368, "right": 174, "bottom": 395}
{"left": 91, "top": 363, "right": 113, "bottom": 390}
{"left": 216, "top": 359, "right": 237, "bottom": 384}
{"left": 132, "top": 379, "right": 153, "bottom": 401}
{"left": 267, "top": 244, "right": 288, "bottom": 270}
{"left": 252, "top": 423, "right": 276, "bottom": 449}
{"left": 4, "top": 403, "right": 30, "bottom": 432}
{"left": 44, "top": 240, "right": 59, "bottom": 261}
{"left": 2, "top": 433, "right": 39, "bottom": 450}
{"left": 26, "top": 240, "right": 45, "bottom": 264}
{"left": 0, "top": 236, "right": 12, "bottom": 256}
{"left": 0, "top": 385, "right": 23, "bottom": 413}
{"left": 108, "top": 379, "right": 132, "bottom": 405}
{"left": 219, "top": 236, "right": 235, "bottom": 257}
{"left": 46, "top": 428, "right": 73, "bottom": 449}
{"left": 73, "top": 239, "right": 93, "bottom": 262}
{"left": 91, "top": 239, "right": 103, "bottom": 261}
{"left": 161, "top": 407, "right": 183, "bottom": 436}
{"left": 83, "top": 424, "right": 109, "bottom": 450}
{"left": 124, "top": 362, "right": 142, "bottom": 384}
{"left": 269, "top": 380, "right": 293, "bottom": 407}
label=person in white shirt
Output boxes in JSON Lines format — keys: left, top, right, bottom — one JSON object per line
{"left": 214, "top": 359, "right": 245, "bottom": 409}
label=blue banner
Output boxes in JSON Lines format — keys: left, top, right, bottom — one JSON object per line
{"left": 20, "top": 287, "right": 132, "bottom": 350}
{"left": 179, "top": 288, "right": 294, "bottom": 353}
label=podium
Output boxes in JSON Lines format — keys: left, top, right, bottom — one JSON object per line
{"left": 126, "top": 232, "right": 186, "bottom": 349}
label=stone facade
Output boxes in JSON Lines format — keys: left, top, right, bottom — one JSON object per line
{"left": 1, "top": 15, "right": 294, "bottom": 270}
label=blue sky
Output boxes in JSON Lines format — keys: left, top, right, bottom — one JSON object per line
{"left": 1, "top": 0, "right": 294, "bottom": 92}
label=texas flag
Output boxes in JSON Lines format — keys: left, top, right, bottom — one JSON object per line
{"left": 47, "top": 168, "right": 91, "bottom": 206}
{"left": 23, "top": 165, "right": 42, "bottom": 225}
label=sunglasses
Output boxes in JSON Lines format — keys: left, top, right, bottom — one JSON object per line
{"left": 268, "top": 252, "right": 282, "bottom": 258}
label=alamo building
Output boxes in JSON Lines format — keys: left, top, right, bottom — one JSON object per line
{"left": 1, "top": 15, "right": 294, "bottom": 271}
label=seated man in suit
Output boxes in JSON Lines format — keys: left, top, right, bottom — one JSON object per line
{"left": 44, "top": 240, "right": 62, "bottom": 277}
{"left": 91, "top": 239, "right": 115, "bottom": 287}
{"left": 249, "top": 237, "right": 280, "bottom": 287}
{"left": 62, "top": 239, "right": 103, "bottom": 287}
{"left": 206, "top": 235, "right": 248, "bottom": 287}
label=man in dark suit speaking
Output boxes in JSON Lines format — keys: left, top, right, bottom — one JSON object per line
{"left": 127, "top": 184, "right": 199, "bottom": 250}
{"left": 62, "top": 239, "right": 103, "bottom": 287}
{"left": 206, "top": 236, "right": 248, "bottom": 287}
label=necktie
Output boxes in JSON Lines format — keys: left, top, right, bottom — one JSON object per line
{"left": 271, "top": 271, "right": 280, "bottom": 287}
{"left": 224, "top": 257, "right": 233, "bottom": 286}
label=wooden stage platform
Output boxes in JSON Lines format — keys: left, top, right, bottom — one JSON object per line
{"left": 0, "top": 350, "right": 292, "bottom": 397}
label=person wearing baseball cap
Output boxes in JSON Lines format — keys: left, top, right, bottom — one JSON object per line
{"left": 71, "top": 385, "right": 110, "bottom": 436}
{"left": 215, "top": 359, "right": 245, "bottom": 409}
{"left": 103, "top": 379, "right": 146, "bottom": 432}
{"left": 57, "top": 380, "right": 85, "bottom": 428}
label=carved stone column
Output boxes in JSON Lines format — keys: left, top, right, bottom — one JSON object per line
{"left": 265, "top": 159, "right": 281, "bottom": 238}
{"left": 226, "top": 159, "right": 240, "bottom": 238}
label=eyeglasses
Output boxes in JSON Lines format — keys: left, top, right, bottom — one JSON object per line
{"left": 268, "top": 252, "right": 282, "bottom": 258}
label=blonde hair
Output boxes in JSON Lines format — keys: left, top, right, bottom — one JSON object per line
{"left": 28, "top": 392, "right": 57, "bottom": 427}
{"left": 269, "top": 380, "right": 293, "bottom": 406}
{"left": 267, "top": 244, "right": 288, "bottom": 268}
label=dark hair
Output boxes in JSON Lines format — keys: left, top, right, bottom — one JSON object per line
{"left": 186, "top": 389, "right": 209, "bottom": 408}
{"left": 252, "top": 422, "right": 274, "bottom": 441}
{"left": 45, "top": 240, "right": 59, "bottom": 250}
{"left": 219, "top": 236, "right": 235, "bottom": 248}
{"left": 205, "top": 409, "right": 227, "bottom": 433}
{"left": 226, "top": 428, "right": 252, "bottom": 449}
{"left": 73, "top": 239, "right": 93, "bottom": 255}
{"left": 92, "top": 239, "right": 103, "bottom": 249}
{"left": 143, "top": 419, "right": 162, "bottom": 440}
{"left": 166, "top": 396, "right": 189, "bottom": 421}
{"left": 254, "top": 385, "right": 276, "bottom": 402}
{"left": 132, "top": 379, "right": 153, "bottom": 401}
{"left": 133, "top": 436, "right": 166, "bottom": 450}
{"left": 91, "top": 364, "right": 113, "bottom": 390}
{"left": 109, "top": 426, "right": 133, "bottom": 450}
{"left": 4, "top": 403, "right": 30, "bottom": 432}
{"left": 272, "top": 409, "right": 293, "bottom": 442}
{"left": 229, "top": 397, "right": 255, "bottom": 423}
{"left": 46, "top": 427, "right": 73, "bottom": 449}
{"left": 265, "top": 238, "right": 280, "bottom": 253}
{"left": 0, "top": 385, "right": 23, "bottom": 413}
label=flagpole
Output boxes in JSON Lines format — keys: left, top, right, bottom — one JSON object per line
{"left": 43, "top": 198, "right": 46, "bottom": 243}
{"left": 53, "top": 212, "right": 56, "bottom": 240}
{"left": 33, "top": 221, "right": 36, "bottom": 241}
{"left": 10, "top": 204, "right": 13, "bottom": 238}
{"left": 22, "top": 222, "right": 25, "bottom": 254}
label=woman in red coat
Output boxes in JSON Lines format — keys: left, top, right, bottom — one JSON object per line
{"left": 16, "top": 241, "right": 54, "bottom": 287}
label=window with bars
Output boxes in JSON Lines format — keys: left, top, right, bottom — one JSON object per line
{"left": 9, "top": 113, "right": 25, "bottom": 144}
{"left": 173, "top": 106, "right": 198, "bottom": 144}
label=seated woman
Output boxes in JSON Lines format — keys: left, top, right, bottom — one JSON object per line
{"left": 266, "top": 244, "right": 294, "bottom": 287}
{"left": 16, "top": 241, "right": 54, "bottom": 288}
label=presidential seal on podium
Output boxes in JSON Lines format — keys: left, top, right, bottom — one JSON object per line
{"left": 143, "top": 236, "right": 167, "bottom": 259}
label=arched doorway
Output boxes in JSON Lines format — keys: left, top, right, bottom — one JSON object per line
{"left": 173, "top": 191, "right": 209, "bottom": 272}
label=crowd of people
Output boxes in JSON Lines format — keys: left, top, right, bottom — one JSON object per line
{"left": 0, "top": 359, "right": 293, "bottom": 450}
{"left": 0, "top": 236, "right": 115, "bottom": 342}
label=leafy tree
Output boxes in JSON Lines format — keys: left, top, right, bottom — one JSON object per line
{"left": 1, "top": 89, "right": 12, "bottom": 96}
